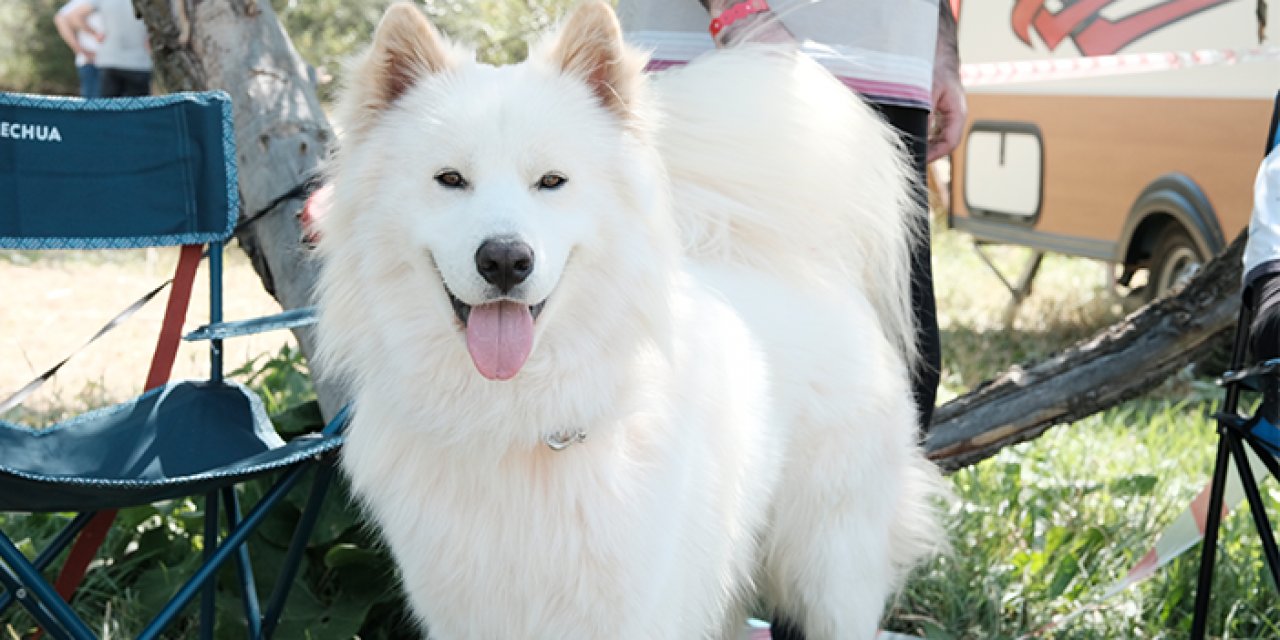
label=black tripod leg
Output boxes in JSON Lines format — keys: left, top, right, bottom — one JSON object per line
{"left": 1190, "top": 430, "right": 1233, "bottom": 640}
{"left": 1229, "top": 436, "right": 1280, "bottom": 591}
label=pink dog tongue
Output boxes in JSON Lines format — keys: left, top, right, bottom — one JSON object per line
{"left": 465, "top": 301, "right": 534, "bottom": 380}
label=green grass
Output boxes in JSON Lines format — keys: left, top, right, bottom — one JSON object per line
{"left": 891, "top": 397, "right": 1280, "bottom": 639}
{"left": 882, "top": 225, "right": 1280, "bottom": 639}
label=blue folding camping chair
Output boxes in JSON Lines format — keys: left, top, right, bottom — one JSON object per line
{"left": 0, "top": 92, "right": 347, "bottom": 639}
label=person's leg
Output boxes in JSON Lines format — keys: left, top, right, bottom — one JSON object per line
{"left": 872, "top": 103, "right": 941, "bottom": 433}
{"left": 77, "top": 64, "right": 100, "bottom": 99}
{"left": 1250, "top": 272, "right": 1280, "bottom": 361}
{"left": 98, "top": 68, "right": 122, "bottom": 98}
{"left": 118, "top": 70, "right": 151, "bottom": 97}
{"left": 1249, "top": 272, "right": 1280, "bottom": 424}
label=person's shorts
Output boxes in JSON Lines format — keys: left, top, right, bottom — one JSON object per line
{"left": 98, "top": 68, "right": 152, "bottom": 98}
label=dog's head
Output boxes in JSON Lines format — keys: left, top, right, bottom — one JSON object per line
{"left": 322, "top": 2, "right": 666, "bottom": 383}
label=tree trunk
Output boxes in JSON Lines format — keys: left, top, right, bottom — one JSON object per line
{"left": 134, "top": 0, "right": 346, "bottom": 416}
{"left": 134, "top": 0, "right": 1249, "bottom": 470}
{"left": 925, "top": 233, "right": 1244, "bottom": 471}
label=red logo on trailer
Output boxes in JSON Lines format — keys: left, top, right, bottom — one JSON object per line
{"left": 1006, "top": 0, "right": 1231, "bottom": 56}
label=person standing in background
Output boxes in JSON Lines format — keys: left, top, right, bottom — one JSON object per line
{"left": 53, "top": 0, "right": 105, "bottom": 98}
{"left": 617, "top": 0, "right": 966, "bottom": 437}
{"left": 62, "top": 0, "right": 152, "bottom": 97}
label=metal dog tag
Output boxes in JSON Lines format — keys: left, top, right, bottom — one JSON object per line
{"left": 544, "top": 430, "right": 587, "bottom": 451}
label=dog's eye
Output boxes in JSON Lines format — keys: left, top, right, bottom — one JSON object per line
{"left": 435, "top": 170, "right": 468, "bottom": 189}
{"left": 537, "top": 173, "right": 567, "bottom": 190}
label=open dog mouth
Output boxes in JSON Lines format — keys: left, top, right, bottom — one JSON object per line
{"left": 446, "top": 289, "right": 546, "bottom": 326}
{"left": 443, "top": 284, "right": 548, "bottom": 382}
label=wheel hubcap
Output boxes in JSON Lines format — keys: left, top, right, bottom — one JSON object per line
{"left": 1158, "top": 245, "right": 1201, "bottom": 295}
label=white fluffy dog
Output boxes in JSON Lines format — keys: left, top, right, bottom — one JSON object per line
{"left": 315, "top": 2, "right": 942, "bottom": 638}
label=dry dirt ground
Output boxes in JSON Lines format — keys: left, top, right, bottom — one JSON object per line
{"left": 1, "top": 246, "right": 295, "bottom": 422}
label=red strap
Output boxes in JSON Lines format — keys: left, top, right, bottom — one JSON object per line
{"left": 708, "top": 0, "right": 770, "bottom": 39}
{"left": 47, "top": 511, "right": 115, "bottom": 608}
{"left": 49, "top": 244, "right": 204, "bottom": 607}
{"left": 143, "top": 245, "right": 204, "bottom": 392}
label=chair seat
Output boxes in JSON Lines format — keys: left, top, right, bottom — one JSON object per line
{"left": 0, "top": 381, "right": 343, "bottom": 512}
{"left": 1254, "top": 416, "right": 1280, "bottom": 457}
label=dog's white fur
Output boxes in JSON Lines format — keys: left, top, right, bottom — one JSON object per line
{"left": 315, "top": 3, "right": 943, "bottom": 638}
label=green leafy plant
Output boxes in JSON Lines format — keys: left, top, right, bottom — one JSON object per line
{"left": 220, "top": 345, "right": 414, "bottom": 639}
{"left": 0, "top": 0, "right": 79, "bottom": 95}
{"left": 270, "top": 0, "right": 575, "bottom": 102}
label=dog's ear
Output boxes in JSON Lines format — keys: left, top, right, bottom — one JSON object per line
{"left": 545, "top": 1, "right": 645, "bottom": 120}
{"left": 352, "top": 3, "right": 454, "bottom": 115}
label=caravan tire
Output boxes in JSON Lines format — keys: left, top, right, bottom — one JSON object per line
{"left": 1147, "top": 225, "right": 1205, "bottom": 302}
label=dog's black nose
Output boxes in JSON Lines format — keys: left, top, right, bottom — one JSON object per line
{"left": 475, "top": 238, "right": 534, "bottom": 293}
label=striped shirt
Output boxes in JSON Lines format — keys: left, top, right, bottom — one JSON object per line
{"left": 618, "top": 0, "right": 939, "bottom": 111}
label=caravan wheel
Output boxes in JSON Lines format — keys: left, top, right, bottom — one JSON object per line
{"left": 1147, "top": 226, "right": 1204, "bottom": 301}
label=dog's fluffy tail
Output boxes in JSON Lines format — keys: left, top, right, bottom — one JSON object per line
{"left": 652, "top": 47, "right": 923, "bottom": 365}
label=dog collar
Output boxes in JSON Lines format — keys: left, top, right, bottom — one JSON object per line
{"left": 544, "top": 429, "right": 587, "bottom": 451}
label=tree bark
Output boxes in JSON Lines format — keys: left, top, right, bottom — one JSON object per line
{"left": 134, "top": 0, "right": 346, "bottom": 416}
{"left": 134, "top": 0, "right": 1250, "bottom": 470}
{"left": 925, "top": 233, "right": 1245, "bottom": 471}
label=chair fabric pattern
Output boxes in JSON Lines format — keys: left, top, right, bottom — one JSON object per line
{"left": 0, "top": 91, "right": 238, "bottom": 249}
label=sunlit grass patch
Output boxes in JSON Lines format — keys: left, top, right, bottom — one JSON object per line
{"left": 897, "top": 225, "right": 1280, "bottom": 638}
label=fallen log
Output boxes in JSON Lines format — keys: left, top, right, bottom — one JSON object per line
{"left": 925, "top": 234, "right": 1244, "bottom": 471}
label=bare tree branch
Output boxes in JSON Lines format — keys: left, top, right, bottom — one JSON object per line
{"left": 925, "top": 234, "right": 1244, "bottom": 471}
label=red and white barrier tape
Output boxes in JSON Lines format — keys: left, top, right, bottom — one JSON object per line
{"left": 961, "top": 45, "right": 1280, "bottom": 87}
{"left": 1019, "top": 448, "right": 1274, "bottom": 638}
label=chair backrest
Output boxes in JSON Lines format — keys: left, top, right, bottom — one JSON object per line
{"left": 1, "top": 92, "right": 241, "bottom": 391}
{"left": 0, "top": 92, "right": 237, "bottom": 250}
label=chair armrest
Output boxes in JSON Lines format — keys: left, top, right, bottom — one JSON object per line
{"left": 322, "top": 404, "right": 353, "bottom": 437}
{"left": 184, "top": 307, "right": 318, "bottom": 342}
{"left": 1220, "top": 357, "right": 1280, "bottom": 390}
